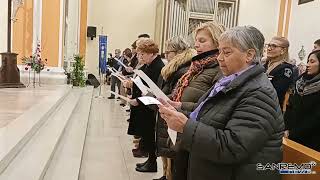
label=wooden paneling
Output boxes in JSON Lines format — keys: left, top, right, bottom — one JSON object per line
{"left": 42, "top": 0, "right": 61, "bottom": 67}
{"left": 12, "top": 0, "right": 33, "bottom": 64}
{"left": 282, "top": 138, "right": 320, "bottom": 180}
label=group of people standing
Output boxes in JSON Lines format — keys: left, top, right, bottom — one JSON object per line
{"left": 106, "top": 21, "right": 320, "bottom": 180}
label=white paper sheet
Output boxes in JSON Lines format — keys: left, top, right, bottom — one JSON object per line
{"left": 114, "top": 57, "right": 129, "bottom": 69}
{"left": 109, "top": 91, "right": 131, "bottom": 102}
{"left": 133, "top": 70, "right": 177, "bottom": 144}
{"left": 138, "top": 96, "right": 162, "bottom": 105}
{"left": 133, "top": 70, "right": 170, "bottom": 101}
{"left": 108, "top": 67, "right": 117, "bottom": 73}
{"left": 131, "top": 76, "right": 149, "bottom": 95}
{"left": 111, "top": 73, "right": 125, "bottom": 82}
{"left": 167, "top": 128, "right": 177, "bottom": 145}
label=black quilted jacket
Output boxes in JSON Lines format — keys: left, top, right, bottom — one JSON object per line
{"left": 181, "top": 64, "right": 284, "bottom": 180}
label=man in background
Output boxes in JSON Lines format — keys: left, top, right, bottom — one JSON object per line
{"left": 108, "top": 49, "right": 122, "bottom": 99}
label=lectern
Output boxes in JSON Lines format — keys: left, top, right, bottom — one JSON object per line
{"left": 0, "top": 0, "right": 25, "bottom": 88}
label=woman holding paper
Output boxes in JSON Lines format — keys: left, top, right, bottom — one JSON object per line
{"left": 159, "top": 26, "right": 284, "bottom": 180}
{"left": 170, "top": 22, "right": 225, "bottom": 180}
{"left": 155, "top": 36, "right": 197, "bottom": 180}
{"left": 127, "top": 38, "right": 165, "bottom": 173}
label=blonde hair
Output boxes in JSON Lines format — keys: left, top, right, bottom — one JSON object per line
{"left": 194, "top": 21, "right": 226, "bottom": 47}
{"left": 161, "top": 48, "right": 196, "bottom": 80}
{"left": 271, "top": 36, "right": 290, "bottom": 61}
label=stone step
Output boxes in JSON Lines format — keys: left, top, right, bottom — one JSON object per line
{"left": 0, "top": 88, "right": 83, "bottom": 180}
{"left": 0, "top": 86, "right": 71, "bottom": 174}
{"left": 42, "top": 87, "right": 93, "bottom": 180}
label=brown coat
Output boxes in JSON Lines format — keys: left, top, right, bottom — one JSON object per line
{"left": 173, "top": 50, "right": 222, "bottom": 180}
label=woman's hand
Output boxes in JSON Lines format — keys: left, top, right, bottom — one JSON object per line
{"left": 157, "top": 98, "right": 177, "bottom": 111}
{"left": 284, "top": 130, "right": 289, "bottom": 138}
{"left": 129, "top": 99, "right": 139, "bottom": 106}
{"left": 123, "top": 80, "right": 133, "bottom": 88}
{"left": 125, "top": 67, "right": 134, "bottom": 73}
{"left": 168, "top": 100, "right": 182, "bottom": 109}
{"left": 158, "top": 103, "right": 188, "bottom": 133}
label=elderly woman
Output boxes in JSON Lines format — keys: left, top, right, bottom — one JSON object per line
{"left": 127, "top": 38, "right": 165, "bottom": 172}
{"left": 158, "top": 26, "right": 284, "bottom": 180}
{"left": 284, "top": 50, "right": 320, "bottom": 151}
{"left": 264, "top": 36, "right": 295, "bottom": 110}
{"left": 154, "top": 36, "right": 196, "bottom": 180}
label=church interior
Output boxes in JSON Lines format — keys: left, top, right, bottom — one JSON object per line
{"left": 0, "top": 0, "right": 319, "bottom": 180}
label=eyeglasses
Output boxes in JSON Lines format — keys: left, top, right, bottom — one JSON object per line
{"left": 265, "top": 43, "right": 285, "bottom": 49}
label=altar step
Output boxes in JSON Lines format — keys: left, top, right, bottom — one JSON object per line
{"left": 0, "top": 86, "right": 94, "bottom": 180}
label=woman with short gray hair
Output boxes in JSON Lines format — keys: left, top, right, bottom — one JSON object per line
{"left": 158, "top": 26, "right": 284, "bottom": 180}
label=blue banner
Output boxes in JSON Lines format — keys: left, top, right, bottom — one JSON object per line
{"left": 99, "top": 35, "right": 107, "bottom": 74}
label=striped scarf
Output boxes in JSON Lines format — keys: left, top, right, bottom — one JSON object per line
{"left": 172, "top": 53, "right": 218, "bottom": 102}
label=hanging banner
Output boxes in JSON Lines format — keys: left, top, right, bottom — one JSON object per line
{"left": 99, "top": 35, "right": 107, "bottom": 74}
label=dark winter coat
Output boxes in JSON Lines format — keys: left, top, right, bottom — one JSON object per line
{"left": 180, "top": 64, "right": 284, "bottom": 180}
{"left": 155, "top": 49, "right": 195, "bottom": 158}
{"left": 284, "top": 73, "right": 320, "bottom": 151}
{"left": 180, "top": 50, "right": 222, "bottom": 112}
{"left": 173, "top": 50, "right": 222, "bottom": 180}
{"left": 127, "top": 55, "right": 164, "bottom": 139}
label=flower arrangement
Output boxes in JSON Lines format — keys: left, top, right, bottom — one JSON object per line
{"left": 22, "top": 55, "right": 47, "bottom": 73}
{"left": 22, "top": 42, "right": 47, "bottom": 73}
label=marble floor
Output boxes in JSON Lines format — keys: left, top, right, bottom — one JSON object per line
{"left": 79, "top": 85, "right": 163, "bottom": 180}
{"left": 0, "top": 85, "right": 69, "bottom": 128}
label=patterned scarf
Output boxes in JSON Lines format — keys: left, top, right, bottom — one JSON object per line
{"left": 172, "top": 50, "right": 219, "bottom": 101}
{"left": 296, "top": 73, "right": 320, "bottom": 96}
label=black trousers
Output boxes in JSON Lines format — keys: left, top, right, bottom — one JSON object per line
{"left": 110, "top": 76, "right": 121, "bottom": 97}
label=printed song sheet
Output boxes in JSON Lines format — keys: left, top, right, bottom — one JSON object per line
{"left": 134, "top": 70, "right": 170, "bottom": 101}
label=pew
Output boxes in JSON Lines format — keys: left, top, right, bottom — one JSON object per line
{"left": 282, "top": 138, "right": 320, "bottom": 180}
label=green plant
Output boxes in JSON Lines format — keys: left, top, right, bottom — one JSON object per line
{"left": 71, "top": 55, "right": 86, "bottom": 87}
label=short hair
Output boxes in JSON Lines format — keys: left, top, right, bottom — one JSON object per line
{"left": 219, "top": 26, "right": 265, "bottom": 63}
{"left": 115, "top": 49, "right": 121, "bottom": 54}
{"left": 138, "top": 34, "right": 150, "bottom": 38}
{"left": 137, "top": 38, "right": 159, "bottom": 54}
{"left": 123, "top": 48, "right": 132, "bottom": 58}
{"left": 314, "top": 39, "right": 320, "bottom": 46}
{"left": 165, "top": 36, "right": 190, "bottom": 53}
{"left": 194, "top": 21, "right": 226, "bottom": 47}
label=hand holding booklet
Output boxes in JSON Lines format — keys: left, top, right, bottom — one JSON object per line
{"left": 138, "top": 96, "right": 162, "bottom": 105}
{"left": 133, "top": 70, "right": 170, "bottom": 101}
{"left": 132, "top": 70, "right": 177, "bottom": 145}
{"left": 131, "top": 76, "right": 149, "bottom": 95}
{"left": 114, "top": 58, "right": 129, "bottom": 69}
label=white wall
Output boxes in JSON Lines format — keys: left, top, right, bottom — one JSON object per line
{"left": 238, "top": 0, "right": 280, "bottom": 42}
{"left": 0, "top": 1, "right": 8, "bottom": 54}
{"left": 288, "top": 0, "right": 320, "bottom": 63}
{"left": 86, "top": 0, "right": 157, "bottom": 76}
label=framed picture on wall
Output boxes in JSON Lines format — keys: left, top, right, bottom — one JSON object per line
{"left": 298, "top": 0, "right": 314, "bottom": 5}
